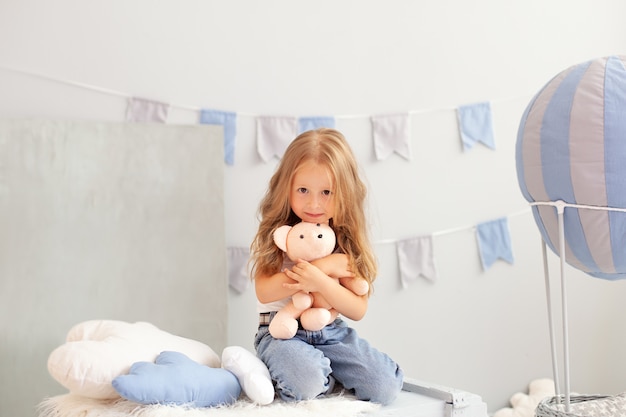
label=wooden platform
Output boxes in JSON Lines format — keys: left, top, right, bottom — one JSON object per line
{"left": 38, "top": 378, "right": 488, "bottom": 417}
{"left": 372, "top": 378, "right": 488, "bottom": 417}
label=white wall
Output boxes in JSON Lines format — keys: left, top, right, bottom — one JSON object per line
{"left": 1, "top": 0, "right": 626, "bottom": 413}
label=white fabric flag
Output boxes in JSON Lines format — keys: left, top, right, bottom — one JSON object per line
{"left": 396, "top": 236, "right": 437, "bottom": 288}
{"left": 256, "top": 116, "right": 298, "bottom": 162}
{"left": 371, "top": 113, "right": 411, "bottom": 161}
{"left": 228, "top": 247, "right": 251, "bottom": 293}
{"left": 126, "top": 97, "right": 170, "bottom": 123}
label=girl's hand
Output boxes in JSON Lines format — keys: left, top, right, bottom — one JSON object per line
{"left": 310, "top": 253, "right": 355, "bottom": 279}
{"left": 254, "top": 254, "right": 352, "bottom": 304}
{"left": 283, "top": 256, "right": 368, "bottom": 321}
{"left": 282, "top": 259, "right": 327, "bottom": 293}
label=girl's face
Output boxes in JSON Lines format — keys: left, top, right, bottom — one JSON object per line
{"left": 289, "top": 159, "right": 335, "bottom": 224}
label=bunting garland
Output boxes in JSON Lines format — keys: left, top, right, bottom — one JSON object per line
{"left": 0, "top": 65, "right": 513, "bottom": 164}
{"left": 0, "top": 64, "right": 530, "bottom": 291}
{"left": 227, "top": 209, "right": 527, "bottom": 291}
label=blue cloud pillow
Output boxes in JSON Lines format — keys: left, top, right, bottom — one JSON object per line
{"left": 112, "top": 351, "right": 241, "bottom": 407}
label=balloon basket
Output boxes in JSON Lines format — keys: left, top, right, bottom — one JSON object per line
{"left": 535, "top": 394, "right": 626, "bottom": 417}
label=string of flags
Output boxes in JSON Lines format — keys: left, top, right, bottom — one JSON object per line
{"left": 127, "top": 96, "right": 497, "bottom": 165}
{"left": 0, "top": 65, "right": 518, "bottom": 165}
{"left": 228, "top": 211, "right": 527, "bottom": 294}
{"left": 0, "top": 64, "right": 528, "bottom": 293}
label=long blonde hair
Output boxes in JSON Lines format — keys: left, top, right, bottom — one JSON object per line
{"left": 250, "top": 128, "right": 377, "bottom": 293}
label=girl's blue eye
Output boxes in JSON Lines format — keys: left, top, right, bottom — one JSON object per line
{"left": 298, "top": 187, "right": 307, "bottom": 194}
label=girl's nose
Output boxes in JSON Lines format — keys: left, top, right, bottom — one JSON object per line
{"left": 309, "top": 194, "right": 322, "bottom": 208}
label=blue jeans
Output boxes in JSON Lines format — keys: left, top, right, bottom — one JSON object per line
{"left": 254, "top": 313, "right": 404, "bottom": 405}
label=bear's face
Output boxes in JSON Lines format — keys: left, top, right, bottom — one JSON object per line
{"left": 273, "top": 222, "right": 336, "bottom": 262}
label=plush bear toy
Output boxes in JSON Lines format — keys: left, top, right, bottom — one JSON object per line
{"left": 269, "top": 222, "right": 369, "bottom": 339}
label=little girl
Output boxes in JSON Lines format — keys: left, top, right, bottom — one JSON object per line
{"left": 250, "top": 128, "right": 403, "bottom": 405}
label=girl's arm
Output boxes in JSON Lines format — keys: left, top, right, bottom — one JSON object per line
{"left": 283, "top": 257, "right": 368, "bottom": 321}
{"left": 255, "top": 253, "right": 353, "bottom": 304}
{"left": 255, "top": 269, "right": 299, "bottom": 304}
{"left": 310, "top": 253, "right": 355, "bottom": 279}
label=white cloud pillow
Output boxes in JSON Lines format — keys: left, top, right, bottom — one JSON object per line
{"left": 47, "top": 320, "right": 221, "bottom": 399}
{"left": 222, "top": 346, "right": 274, "bottom": 405}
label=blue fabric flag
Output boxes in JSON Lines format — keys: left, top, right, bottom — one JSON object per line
{"left": 199, "top": 109, "right": 237, "bottom": 165}
{"left": 457, "top": 102, "right": 496, "bottom": 151}
{"left": 476, "top": 217, "right": 514, "bottom": 270}
{"left": 298, "top": 116, "right": 336, "bottom": 133}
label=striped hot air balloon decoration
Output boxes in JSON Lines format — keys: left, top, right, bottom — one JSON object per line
{"left": 516, "top": 55, "right": 626, "bottom": 280}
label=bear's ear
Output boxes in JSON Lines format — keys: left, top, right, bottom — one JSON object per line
{"left": 273, "top": 225, "right": 292, "bottom": 252}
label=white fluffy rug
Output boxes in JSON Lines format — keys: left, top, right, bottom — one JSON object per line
{"left": 38, "top": 393, "right": 380, "bottom": 417}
